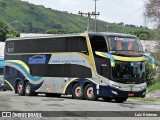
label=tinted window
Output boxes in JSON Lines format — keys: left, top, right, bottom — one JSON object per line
{"left": 30, "top": 64, "right": 92, "bottom": 78}
{"left": 90, "top": 36, "right": 108, "bottom": 52}
{"left": 67, "top": 37, "right": 88, "bottom": 52}
{"left": 6, "top": 37, "right": 88, "bottom": 53}
{"left": 6, "top": 42, "right": 14, "bottom": 53}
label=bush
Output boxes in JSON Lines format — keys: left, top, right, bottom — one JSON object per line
{"left": 145, "top": 61, "right": 156, "bottom": 86}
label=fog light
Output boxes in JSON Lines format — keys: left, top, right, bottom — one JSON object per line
{"left": 112, "top": 90, "right": 118, "bottom": 95}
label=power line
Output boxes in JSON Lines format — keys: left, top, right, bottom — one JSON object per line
{"left": 99, "top": 0, "right": 127, "bottom": 11}
{"left": 120, "top": 7, "right": 143, "bottom": 22}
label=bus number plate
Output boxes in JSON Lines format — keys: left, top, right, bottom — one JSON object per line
{"left": 128, "top": 93, "right": 134, "bottom": 96}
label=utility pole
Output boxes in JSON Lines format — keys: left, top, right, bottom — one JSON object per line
{"left": 78, "top": 11, "right": 100, "bottom": 32}
{"left": 93, "top": 0, "right": 100, "bottom": 32}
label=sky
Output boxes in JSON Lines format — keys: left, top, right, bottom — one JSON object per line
{"left": 21, "top": 0, "right": 152, "bottom": 28}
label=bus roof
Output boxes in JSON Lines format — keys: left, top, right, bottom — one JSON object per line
{"left": 6, "top": 32, "right": 137, "bottom": 41}
{"left": 88, "top": 32, "right": 137, "bottom": 38}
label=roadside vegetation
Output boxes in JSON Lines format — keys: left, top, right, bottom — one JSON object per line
{"left": 0, "top": 0, "right": 154, "bottom": 42}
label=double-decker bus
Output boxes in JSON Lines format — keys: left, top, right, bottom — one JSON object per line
{"left": 4, "top": 32, "right": 156, "bottom": 103}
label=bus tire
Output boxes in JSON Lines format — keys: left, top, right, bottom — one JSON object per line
{"left": 17, "top": 81, "right": 25, "bottom": 96}
{"left": 45, "top": 93, "right": 61, "bottom": 97}
{"left": 84, "top": 84, "right": 98, "bottom": 101}
{"left": 102, "top": 97, "right": 113, "bottom": 102}
{"left": 25, "top": 81, "right": 37, "bottom": 96}
{"left": 113, "top": 97, "right": 128, "bottom": 103}
{"left": 72, "top": 83, "right": 84, "bottom": 99}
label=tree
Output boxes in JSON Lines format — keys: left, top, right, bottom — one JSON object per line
{"left": 144, "top": 0, "right": 160, "bottom": 24}
{"left": 128, "top": 30, "right": 151, "bottom": 40}
{"left": 0, "top": 21, "right": 8, "bottom": 42}
{"left": 0, "top": 21, "right": 20, "bottom": 42}
{"left": 144, "top": 0, "right": 160, "bottom": 39}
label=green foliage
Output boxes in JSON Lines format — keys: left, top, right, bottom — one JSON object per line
{"left": 147, "top": 82, "right": 160, "bottom": 93}
{"left": 0, "top": 21, "right": 8, "bottom": 42}
{"left": 128, "top": 30, "right": 151, "bottom": 40}
{"left": 145, "top": 61, "right": 156, "bottom": 86}
{"left": 0, "top": 0, "right": 154, "bottom": 38}
{"left": 0, "top": 21, "right": 19, "bottom": 41}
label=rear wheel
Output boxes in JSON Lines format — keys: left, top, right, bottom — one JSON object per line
{"left": 84, "top": 84, "right": 98, "bottom": 101}
{"left": 17, "top": 81, "right": 24, "bottom": 96}
{"left": 72, "top": 83, "right": 84, "bottom": 99}
{"left": 102, "top": 97, "right": 113, "bottom": 102}
{"left": 113, "top": 97, "right": 128, "bottom": 103}
{"left": 45, "top": 93, "right": 61, "bottom": 97}
{"left": 25, "top": 81, "right": 38, "bottom": 96}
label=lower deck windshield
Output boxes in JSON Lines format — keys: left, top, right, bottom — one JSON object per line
{"left": 112, "top": 61, "right": 146, "bottom": 84}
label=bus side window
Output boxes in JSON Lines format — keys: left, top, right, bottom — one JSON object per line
{"left": 90, "top": 36, "right": 108, "bottom": 52}
{"left": 67, "top": 37, "right": 88, "bottom": 54}
{"left": 6, "top": 42, "right": 14, "bottom": 53}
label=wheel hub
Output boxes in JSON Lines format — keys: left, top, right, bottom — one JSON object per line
{"left": 18, "top": 84, "right": 22, "bottom": 93}
{"left": 87, "top": 87, "right": 94, "bottom": 98}
{"left": 26, "top": 84, "right": 30, "bottom": 94}
{"left": 75, "top": 86, "right": 82, "bottom": 97}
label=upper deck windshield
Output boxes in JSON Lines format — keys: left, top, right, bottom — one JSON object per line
{"left": 107, "top": 36, "right": 144, "bottom": 56}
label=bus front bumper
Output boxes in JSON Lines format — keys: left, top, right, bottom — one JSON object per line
{"left": 99, "top": 85, "right": 146, "bottom": 98}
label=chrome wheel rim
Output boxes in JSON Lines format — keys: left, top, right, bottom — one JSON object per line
{"left": 87, "top": 87, "right": 94, "bottom": 98}
{"left": 75, "top": 86, "right": 82, "bottom": 97}
{"left": 26, "top": 84, "right": 30, "bottom": 94}
{"left": 18, "top": 84, "right": 22, "bottom": 93}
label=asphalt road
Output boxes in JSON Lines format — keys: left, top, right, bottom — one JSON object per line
{"left": 0, "top": 91, "right": 160, "bottom": 120}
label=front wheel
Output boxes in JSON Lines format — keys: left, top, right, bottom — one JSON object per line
{"left": 84, "top": 84, "right": 98, "bottom": 101}
{"left": 113, "top": 97, "right": 128, "bottom": 103}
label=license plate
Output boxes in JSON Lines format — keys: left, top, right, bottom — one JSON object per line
{"left": 128, "top": 93, "right": 134, "bottom": 96}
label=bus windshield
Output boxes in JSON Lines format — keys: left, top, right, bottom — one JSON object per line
{"left": 107, "top": 36, "right": 144, "bottom": 56}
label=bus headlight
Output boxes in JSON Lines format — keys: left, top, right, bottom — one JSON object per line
{"left": 109, "top": 84, "right": 121, "bottom": 89}
{"left": 140, "top": 85, "right": 147, "bottom": 90}
{"left": 112, "top": 90, "right": 118, "bottom": 95}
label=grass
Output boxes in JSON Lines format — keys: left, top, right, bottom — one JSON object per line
{"left": 147, "top": 82, "right": 160, "bottom": 93}
{"left": 129, "top": 82, "right": 160, "bottom": 102}
{"left": 128, "top": 97, "right": 160, "bottom": 102}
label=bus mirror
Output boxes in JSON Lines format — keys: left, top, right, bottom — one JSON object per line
{"left": 144, "top": 54, "right": 156, "bottom": 69}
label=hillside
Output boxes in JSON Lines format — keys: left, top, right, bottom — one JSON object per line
{"left": 0, "top": 0, "right": 153, "bottom": 37}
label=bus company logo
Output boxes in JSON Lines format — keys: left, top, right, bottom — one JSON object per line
{"left": 28, "top": 55, "right": 46, "bottom": 64}
{"left": 115, "top": 37, "right": 135, "bottom": 41}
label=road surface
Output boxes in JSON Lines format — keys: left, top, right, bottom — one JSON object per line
{"left": 0, "top": 91, "right": 160, "bottom": 120}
